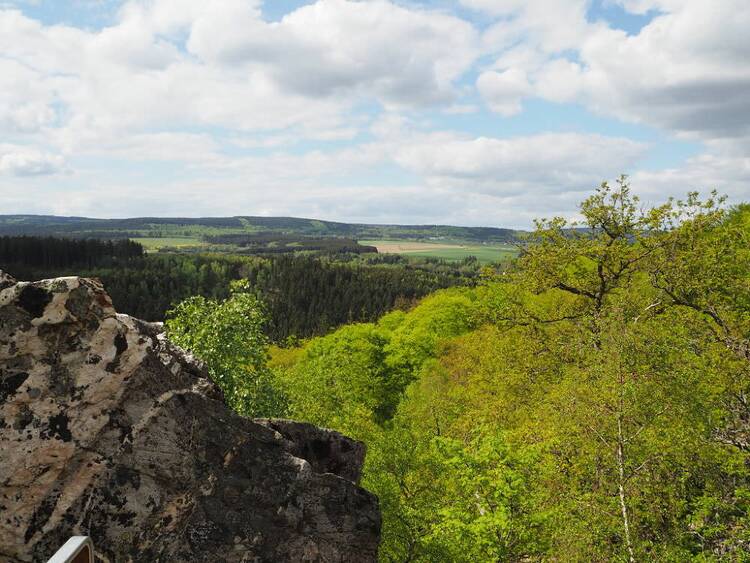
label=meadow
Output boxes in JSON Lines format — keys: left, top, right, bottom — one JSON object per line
{"left": 359, "top": 239, "right": 517, "bottom": 263}
{"left": 135, "top": 236, "right": 207, "bottom": 251}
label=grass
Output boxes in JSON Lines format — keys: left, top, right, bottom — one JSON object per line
{"left": 131, "top": 235, "right": 518, "bottom": 262}
{"left": 360, "top": 240, "right": 517, "bottom": 264}
{"left": 133, "top": 237, "right": 207, "bottom": 251}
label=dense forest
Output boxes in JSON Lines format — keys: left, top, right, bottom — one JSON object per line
{"left": 166, "top": 181, "right": 750, "bottom": 561}
{"left": 203, "top": 233, "right": 377, "bottom": 254}
{"left": 0, "top": 236, "right": 144, "bottom": 268}
{"left": 0, "top": 245, "right": 475, "bottom": 341}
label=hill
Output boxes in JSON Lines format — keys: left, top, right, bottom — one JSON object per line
{"left": 0, "top": 214, "right": 520, "bottom": 243}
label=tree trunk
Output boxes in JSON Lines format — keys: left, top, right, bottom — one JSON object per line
{"left": 616, "top": 415, "right": 636, "bottom": 563}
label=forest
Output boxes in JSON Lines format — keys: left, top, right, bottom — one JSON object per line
{"left": 0, "top": 245, "right": 477, "bottom": 342}
{"left": 0, "top": 236, "right": 144, "bottom": 268}
{"left": 203, "top": 233, "right": 378, "bottom": 254}
{"left": 164, "top": 181, "right": 750, "bottom": 561}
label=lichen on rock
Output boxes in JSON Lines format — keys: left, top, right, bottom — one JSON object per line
{"left": 0, "top": 275, "right": 380, "bottom": 562}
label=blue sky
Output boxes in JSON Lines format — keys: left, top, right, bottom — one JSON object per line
{"left": 0, "top": 0, "right": 747, "bottom": 227}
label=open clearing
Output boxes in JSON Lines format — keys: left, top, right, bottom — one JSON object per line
{"left": 131, "top": 235, "right": 517, "bottom": 263}
{"left": 360, "top": 240, "right": 516, "bottom": 263}
{"left": 134, "top": 237, "right": 207, "bottom": 251}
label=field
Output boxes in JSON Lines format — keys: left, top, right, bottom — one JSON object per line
{"left": 360, "top": 240, "right": 517, "bottom": 263}
{"left": 135, "top": 236, "right": 518, "bottom": 261}
{"left": 134, "top": 237, "right": 207, "bottom": 251}
{"left": 0, "top": 215, "right": 523, "bottom": 261}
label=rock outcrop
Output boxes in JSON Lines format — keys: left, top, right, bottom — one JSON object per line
{"left": 0, "top": 273, "right": 380, "bottom": 562}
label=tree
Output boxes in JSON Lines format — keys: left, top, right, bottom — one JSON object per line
{"left": 270, "top": 179, "right": 750, "bottom": 561}
{"left": 166, "top": 280, "right": 285, "bottom": 417}
{"left": 646, "top": 200, "right": 750, "bottom": 458}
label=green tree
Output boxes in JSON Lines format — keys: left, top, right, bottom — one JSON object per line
{"left": 166, "top": 280, "right": 285, "bottom": 417}
{"left": 269, "top": 179, "right": 750, "bottom": 561}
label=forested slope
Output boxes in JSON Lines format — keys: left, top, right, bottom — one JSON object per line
{"left": 0, "top": 214, "right": 519, "bottom": 242}
{"left": 170, "top": 182, "right": 749, "bottom": 561}
{"left": 0, "top": 245, "right": 470, "bottom": 341}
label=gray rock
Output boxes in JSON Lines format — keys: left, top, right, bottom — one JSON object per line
{"left": 0, "top": 270, "right": 15, "bottom": 291}
{"left": 0, "top": 277, "right": 380, "bottom": 562}
{"left": 255, "top": 419, "right": 367, "bottom": 484}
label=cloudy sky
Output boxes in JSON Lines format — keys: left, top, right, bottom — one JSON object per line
{"left": 0, "top": 0, "right": 748, "bottom": 227}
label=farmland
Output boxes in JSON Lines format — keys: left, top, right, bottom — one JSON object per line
{"left": 0, "top": 215, "right": 522, "bottom": 261}
{"left": 136, "top": 237, "right": 208, "bottom": 251}
{"left": 360, "top": 239, "right": 517, "bottom": 263}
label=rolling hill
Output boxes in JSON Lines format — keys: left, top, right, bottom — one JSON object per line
{"left": 0, "top": 214, "right": 520, "bottom": 243}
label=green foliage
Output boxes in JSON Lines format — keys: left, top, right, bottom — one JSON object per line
{"left": 384, "top": 290, "right": 477, "bottom": 379}
{"left": 275, "top": 178, "right": 750, "bottom": 562}
{"left": 166, "top": 281, "right": 285, "bottom": 417}
{"left": 367, "top": 423, "right": 545, "bottom": 562}
{"left": 275, "top": 289, "right": 478, "bottom": 435}
{"left": 277, "top": 323, "right": 393, "bottom": 432}
{"left": 38, "top": 181, "right": 746, "bottom": 560}
{"left": 422, "top": 433, "right": 542, "bottom": 561}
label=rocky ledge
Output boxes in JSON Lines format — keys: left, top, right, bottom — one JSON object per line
{"left": 0, "top": 272, "right": 380, "bottom": 562}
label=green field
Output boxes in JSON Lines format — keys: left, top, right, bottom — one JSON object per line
{"left": 134, "top": 237, "right": 207, "bottom": 251}
{"left": 360, "top": 240, "right": 517, "bottom": 263}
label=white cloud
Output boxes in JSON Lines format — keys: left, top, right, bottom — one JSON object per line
{"left": 476, "top": 68, "right": 531, "bottom": 116}
{"left": 468, "top": 0, "right": 592, "bottom": 53}
{"left": 395, "top": 132, "right": 647, "bottom": 195}
{"left": 609, "top": 0, "right": 670, "bottom": 15}
{"left": 0, "top": 0, "right": 478, "bottom": 148}
{"left": 81, "top": 132, "right": 223, "bottom": 164}
{"left": 573, "top": 2, "right": 750, "bottom": 140}
{"left": 632, "top": 148, "right": 750, "bottom": 203}
{"left": 532, "top": 58, "right": 583, "bottom": 103}
{"left": 0, "top": 58, "right": 57, "bottom": 134}
{"left": 468, "top": 0, "right": 750, "bottom": 216}
{"left": 0, "top": 144, "right": 65, "bottom": 176}
{"left": 0, "top": 127, "right": 650, "bottom": 226}
{"left": 442, "top": 104, "right": 480, "bottom": 115}
{"left": 0, "top": 0, "right": 746, "bottom": 225}
{"left": 474, "top": 0, "right": 750, "bottom": 142}
{"left": 188, "top": 0, "right": 477, "bottom": 105}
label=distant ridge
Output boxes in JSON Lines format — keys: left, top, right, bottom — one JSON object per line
{"left": 0, "top": 214, "right": 520, "bottom": 243}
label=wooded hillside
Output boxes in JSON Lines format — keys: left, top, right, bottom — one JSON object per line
{"left": 168, "top": 181, "right": 750, "bottom": 561}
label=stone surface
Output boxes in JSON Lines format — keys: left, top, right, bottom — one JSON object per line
{"left": 0, "top": 275, "right": 380, "bottom": 562}
{"left": 255, "top": 419, "right": 367, "bottom": 484}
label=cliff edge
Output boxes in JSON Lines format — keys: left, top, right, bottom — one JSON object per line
{"left": 0, "top": 272, "right": 380, "bottom": 562}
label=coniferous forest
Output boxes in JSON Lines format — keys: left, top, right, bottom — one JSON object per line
{"left": 0, "top": 240, "right": 475, "bottom": 341}
{"left": 0, "top": 236, "right": 144, "bottom": 268}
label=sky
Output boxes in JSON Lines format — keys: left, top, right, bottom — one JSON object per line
{"left": 0, "top": 0, "right": 748, "bottom": 227}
